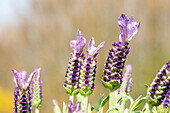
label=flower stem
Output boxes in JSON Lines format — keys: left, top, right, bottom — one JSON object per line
{"left": 35, "top": 108, "right": 39, "bottom": 113}
{"left": 109, "top": 91, "right": 114, "bottom": 113}
{"left": 69, "top": 95, "right": 74, "bottom": 103}
{"left": 84, "top": 96, "right": 88, "bottom": 113}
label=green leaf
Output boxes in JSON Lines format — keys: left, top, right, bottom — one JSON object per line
{"left": 144, "top": 84, "right": 149, "bottom": 92}
{"left": 100, "top": 95, "right": 109, "bottom": 108}
{"left": 91, "top": 105, "right": 99, "bottom": 111}
{"left": 98, "top": 95, "right": 109, "bottom": 113}
{"left": 129, "top": 97, "right": 146, "bottom": 113}
{"left": 97, "top": 94, "right": 105, "bottom": 108}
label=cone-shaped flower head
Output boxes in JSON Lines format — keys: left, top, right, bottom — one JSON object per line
{"left": 118, "top": 14, "right": 140, "bottom": 43}
{"left": 101, "top": 14, "right": 139, "bottom": 92}
{"left": 64, "top": 29, "right": 86, "bottom": 96}
{"left": 12, "top": 69, "right": 35, "bottom": 113}
{"left": 68, "top": 100, "right": 84, "bottom": 113}
{"left": 79, "top": 37, "right": 105, "bottom": 96}
{"left": 118, "top": 64, "right": 133, "bottom": 95}
{"left": 147, "top": 61, "right": 170, "bottom": 107}
{"left": 31, "top": 68, "right": 42, "bottom": 108}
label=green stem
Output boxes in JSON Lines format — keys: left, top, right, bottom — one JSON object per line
{"left": 84, "top": 96, "right": 88, "bottom": 113}
{"left": 109, "top": 91, "right": 114, "bottom": 113}
{"left": 143, "top": 103, "right": 153, "bottom": 113}
{"left": 35, "top": 108, "right": 39, "bottom": 113}
{"left": 69, "top": 95, "right": 74, "bottom": 103}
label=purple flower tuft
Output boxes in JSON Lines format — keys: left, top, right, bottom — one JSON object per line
{"left": 118, "top": 14, "right": 140, "bottom": 43}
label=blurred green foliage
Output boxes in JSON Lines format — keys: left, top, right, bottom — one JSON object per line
{"left": 0, "top": 0, "right": 170, "bottom": 113}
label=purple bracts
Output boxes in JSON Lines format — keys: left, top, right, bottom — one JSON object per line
{"left": 147, "top": 61, "right": 170, "bottom": 107}
{"left": 101, "top": 42, "right": 130, "bottom": 91}
{"left": 118, "top": 14, "right": 140, "bottom": 43}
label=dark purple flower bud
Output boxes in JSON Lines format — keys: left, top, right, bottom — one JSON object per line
{"left": 118, "top": 14, "right": 140, "bottom": 43}
{"left": 101, "top": 42, "right": 130, "bottom": 91}
{"left": 79, "top": 38, "right": 104, "bottom": 96}
{"left": 147, "top": 60, "right": 170, "bottom": 107}
{"left": 32, "top": 68, "right": 42, "bottom": 108}
{"left": 68, "top": 100, "right": 84, "bottom": 113}
{"left": 64, "top": 30, "right": 86, "bottom": 96}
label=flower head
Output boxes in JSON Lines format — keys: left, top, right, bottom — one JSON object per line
{"left": 12, "top": 69, "right": 35, "bottom": 113}
{"left": 101, "top": 42, "right": 130, "bottom": 91}
{"left": 147, "top": 60, "right": 170, "bottom": 107}
{"left": 118, "top": 14, "right": 140, "bottom": 43}
{"left": 32, "top": 68, "right": 42, "bottom": 108}
{"left": 70, "top": 29, "right": 86, "bottom": 54}
{"left": 79, "top": 38, "right": 105, "bottom": 96}
{"left": 64, "top": 29, "right": 86, "bottom": 96}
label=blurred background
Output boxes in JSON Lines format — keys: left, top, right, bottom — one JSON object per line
{"left": 0, "top": 0, "right": 170, "bottom": 112}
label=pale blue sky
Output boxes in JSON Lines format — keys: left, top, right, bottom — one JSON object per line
{"left": 0, "top": 0, "right": 31, "bottom": 28}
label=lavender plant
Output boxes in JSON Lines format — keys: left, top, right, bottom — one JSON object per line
{"left": 11, "top": 13, "right": 170, "bottom": 113}
{"left": 101, "top": 14, "right": 140, "bottom": 112}
{"left": 79, "top": 37, "right": 105, "bottom": 113}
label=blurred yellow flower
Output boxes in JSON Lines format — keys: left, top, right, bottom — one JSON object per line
{"left": 0, "top": 87, "right": 13, "bottom": 113}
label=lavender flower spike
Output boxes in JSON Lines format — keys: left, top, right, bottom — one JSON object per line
{"left": 64, "top": 29, "right": 86, "bottom": 96}
{"left": 32, "top": 68, "right": 42, "bottom": 108}
{"left": 147, "top": 60, "right": 170, "bottom": 107}
{"left": 102, "top": 14, "right": 140, "bottom": 92}
{"left": 118, "top": 64, "right": 133, "bottom": 95}
{"left": 12, "top": 69, "right": 35, "bottom": 113}
{"left": 79, "top": 37, "right": 105, "bottom": 96}
{"left": 68, "top": 100, "right": 84, "bottom": 113}
{"left": 118, "top": 14, "right": 140, "bottom": 43}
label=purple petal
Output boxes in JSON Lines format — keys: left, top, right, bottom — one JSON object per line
{"left": 125, "top": 64, "right": 132, "bottom": 75}
{"left": 88, "top": 37, "right": 95, "bottom": 52}
{"left": 34, "top": 68, "right": 41, "bottom": 80}
{"left": 70, "top": 29, "right": 86, "bottom": 54}
{"left": 87, "top": 37, "right": 105, "bottom": 58}
{"left": 70, "top": 40, "right": 77, "bottom": 50}
{"left": 26, "top": 72, "right": 36, "bottom": 89}
{"left": 77, "top": 29, "right": 82, "bottom": 40}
